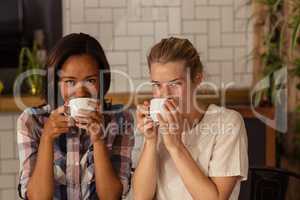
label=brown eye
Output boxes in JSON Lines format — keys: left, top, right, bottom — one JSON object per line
{"left": 85, "top": 79, "right": 96, "bottom": 85}
{"left": 65, "top": 80, "right": 76, "bottom": 87}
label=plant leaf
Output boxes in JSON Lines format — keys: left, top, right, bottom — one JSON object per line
{"left": 254, "top": 89, "right": 264, "bottom": 107}
{"left": 291, "top": 15, "right": 300, "bottom": 50}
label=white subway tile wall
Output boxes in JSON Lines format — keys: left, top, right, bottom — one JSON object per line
{"left": 0, "top": 0, "right": 253, "bottom": 199}
{"left": 0, "top": 113, "right": 20, "bottom": 199}
{"left": 64, "top": 0, "right": 253, "bottom": 91}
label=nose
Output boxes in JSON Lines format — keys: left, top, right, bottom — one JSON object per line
{"left": 74, "top": 82, "right": 91, "bottom": 98}
{"left": 159, "top": 84, "right": 172, "bottom": 98}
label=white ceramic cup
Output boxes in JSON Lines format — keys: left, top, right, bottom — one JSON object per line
{"left": 150, "top": 98, "right": 167, "bottom": 122}
{"left": 69, "top": 98, "right": 97, "bottom": 118}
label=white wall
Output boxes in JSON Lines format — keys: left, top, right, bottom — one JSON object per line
{"left": 0, "top": 114, "right": 20, "bottom": 199}
{"left": 63, "top": 0, "right": 253, "bottom": 92}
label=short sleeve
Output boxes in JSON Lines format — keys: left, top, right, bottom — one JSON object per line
{"left": 208, "top": 110, "right": 248, "bottom": 181}
{"left": 110, "top": 110, "right": 135, "bottom": 198}
{"left": 17, "top": 109, "right": 40, "bottom": 199}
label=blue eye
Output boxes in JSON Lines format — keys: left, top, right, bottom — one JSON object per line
{"left": 152, "top": 83, "right": 160, "bottom": 88}
{"left": 169, "top": 82, "right": 181, "bottom": 87}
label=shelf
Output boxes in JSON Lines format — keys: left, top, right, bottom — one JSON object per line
{"left": 0, "top": 95, "right": 45, "bottom": 112}
{"left": 0, "top": 88, "right": 251, "bottom": 112}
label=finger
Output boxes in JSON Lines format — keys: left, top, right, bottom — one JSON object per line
{"left": 56, "top": 114, "right": 71, "bottom": 121}
{"left": 169, "top": 98, "right": 179, "bottom": 108}
{"left": 51, "top": 106, "right": 65, "bottom": 115}
{"left": 57, "top": 106, "right": 66, "bottom": 114}
{"left": 164, "top": 101, "right": 178, "bottom": 124}
{"left": 82, "top": 112, "right": 103, "bottom": 126}
{"left": 143, "top": 116, "right": 153, "bottom": 125}
{"left": 74, "top": 116, "right": 90, "bottom": 124}
{"left": 144, "top": 122, "right": 154, "bottom": 133}
{"left": 87, "top": 99, "right": 99, "bottom": 107}
{"left": 143, "top": 101, "right": 150, "bottom": 106}
{"left": 164, "top": 102, "right": 176, "bottom": 124}
{"left": 53, "top": 127, "right": 69, "bottom": 134}
{"left": 143, "top": 122, "right": 156, "bottom": 137}
{"left": 157, "top": 113, "right": 168, "bottom": 134}
{"left": 166, "top": 99, "right": 178, "bottom": 112}
{"left": 88, "top": 122, "right": 102, "bottom": 135}
{"left": 78, "top": 109, "right": 93, "bottom": 115}
{"left": 137, "top": 105, "right": 149, "bottom": 119}
{"left": 53, "top": 115, "right": 72, "bottom": 123}
{"left": 54, "top": 121, "right": 70, "bottom": 128}
{"left": 78, "top": 109, "right": 100, "bottom": 117}
{"left": 95, "top": 103, "right": 102, "bottom": 113}
{"left": 76, "top": 122, "right": 88, "bottom": 130}
{"left": 137, "top": 118, "right": 153, "bottom": 132}
{"left": 157, "top": 113, "right": 167, "bottom": 125}
{"left": 144, "top": 120, "right": 154, "bottom": 129}
{"left": 166, "top": 101, "right": 182, "bottom": 132}
{"left": 88, "top": 100, "right": 103, "bottom": 114}
{"left": 139, "top": 104, "right": 149, "bottom": 114}
{"left": 77, "top": 110, "right": 101, "bottom": 124}
{"left": 168, "top": 99, "right": 181, "bottom": 120}
{"left": 89, "top": 111, "right": 102, "bottom": 122}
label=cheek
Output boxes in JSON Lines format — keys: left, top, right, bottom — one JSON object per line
{"left": 152, "top": 87, "right": 160, "bottom": 98}
{"left": 88, "top": 79, "right": 100, "bottom": 93}
{"left": 171, "top": 86, "right": 185, "bottom": 96}
{"left": 60, "top": 84, "right": 72, "bottom": 100}
{"left": 175, "top": 86, "right": 188, "bottom": 111}
{"left": 90, "top": 83, "right": 100, "bottom": 96}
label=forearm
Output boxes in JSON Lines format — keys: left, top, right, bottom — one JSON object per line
{"left": 93, "top": 140, "right": 122, "bottom": 200}
{"left": 27, "top": 135, "right": 54, "bottom": 200}
{"left": 168, "top": 144, "right": 219, "bottom": 200}
{"left": 133, "top": 140, "right": 157, "bottom": 200}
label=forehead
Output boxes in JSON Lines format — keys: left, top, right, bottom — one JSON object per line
{"left": 60, "top": 54, "right": 99, "bottom": 76}
{"left": 150, "top": 61, "right": 187, "bottom": 82}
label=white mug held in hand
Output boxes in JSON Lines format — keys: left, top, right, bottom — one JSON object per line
{"left": 69, "top": 97, "right": 98, "bottom": 118}
{"left": 149, "top": 98, "right": 167, "bottom": 122}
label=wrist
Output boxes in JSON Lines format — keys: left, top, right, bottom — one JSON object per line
{"left": 144, "top": 138, "right": 157, "bottom": 147}
{"left": 165, "top": 140, "right": 185, "bottom": 154}
{"left": 41, "top": 133, "right": 54, "bottom": 145}
{"left": 93, "top": 139, "right": 105, "bottom": 147}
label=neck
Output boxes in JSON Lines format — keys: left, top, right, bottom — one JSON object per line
{"left": 183, "top": 102, "right": 208, "bottom": 129}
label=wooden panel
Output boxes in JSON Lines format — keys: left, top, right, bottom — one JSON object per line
{"left": 0, "top": 95, "right": 45, "bottom": 112}
{"left": 230, "top": 106, "right": 276, "bottom": 167}
{"left": 0, "top": 89, "right": 251, "bottom": 112}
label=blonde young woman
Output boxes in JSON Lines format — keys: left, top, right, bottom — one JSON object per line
{"left": 133, "top": 37, "right": 248, "bottom": 200}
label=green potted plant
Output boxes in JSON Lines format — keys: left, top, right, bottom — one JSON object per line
{"left": 251, "top": 0, "right": 286, "bottom": 107}
{"left": 288, "top": 0, "right": 300, "bottom": 162}
{"left": 0, "top": 80, "right": 4, "bottom": 94}
{"left": 16, "top": 41, "right": 45, "bottom": 95}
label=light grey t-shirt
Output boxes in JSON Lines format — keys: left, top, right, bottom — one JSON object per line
{"left": 156, "top": 104, "right": 249, "bottom": 200}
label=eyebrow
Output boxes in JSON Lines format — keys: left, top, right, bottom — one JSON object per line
{"left": 151, "top": 78, "right": 183, "bottom": 84}
{"left": 60, "top": 74, "right": 98, "bottom": 79}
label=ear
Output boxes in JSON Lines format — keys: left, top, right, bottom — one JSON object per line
{"left": 193, "top": 72, "right": 203, "bottom": 85}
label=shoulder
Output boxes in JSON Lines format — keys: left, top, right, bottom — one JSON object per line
{"left": 202, "top": 104, "right": 245, "bottom": 136}
{"left": 19, "top": 104, "right": 50, "bottom": 121}
{"left": 17, "top": 104, "right": 50, "bottom": 136}
{"left": 205, "top": 104, "right": 244, "bottom": 125}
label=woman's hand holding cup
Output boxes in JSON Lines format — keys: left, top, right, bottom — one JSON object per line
{"left": 69, "top": 98, "right": 104, "bottom": 144}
